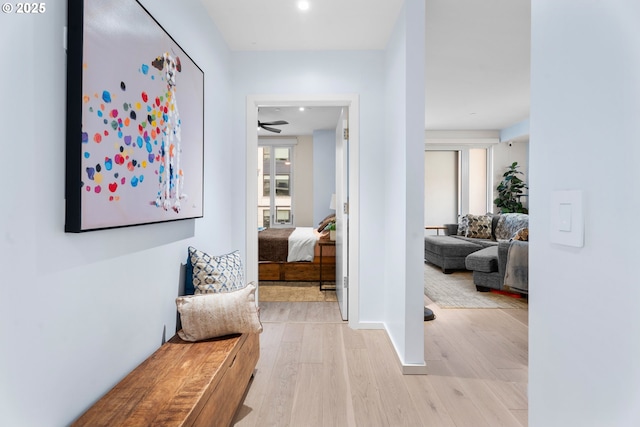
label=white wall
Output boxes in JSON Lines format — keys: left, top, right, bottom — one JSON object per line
{"left": 383, "top": 0, "right": 426, "bottom": 368}
{"left": 313, "top": 129, "right": 336, "bottom": 225}
{"left": 0, "top": 1, "right": 236, "bottom": 425}
{"left": 293, "top": 135, "right": 314, "bottom": 226}
{"left": 529, "top": 1, "right": 640, "bottom": 426}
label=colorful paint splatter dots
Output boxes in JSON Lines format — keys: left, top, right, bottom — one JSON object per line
{"left": 86, "top": 167, "right": 95, "bottom": 180}
{"left": 104, "top": 158, "right": 113, "bottom": 171}
{"left": 141, "top": 64, "right": 149, "bottom": 75}
{"left": 82, "top": 132, "right": 88, "bottom": 143}
{"left": 120, "top": 81, "right": 126, "bottom": 91}
{"left": 102, "top": 91, "right": 112, "bottom": 103}
{"left": 108, "top": 182, "right": 118, "bottom": 193}
{"left": 95, "top": 186, "right": 101, "bottom": 194}
{"left": 141, "top": 92, "right": 148, "bottom": 102}
{"left": 93, "top": 133, "right": 102, "bottom": 143}
{"left": 130, "top": 111, "right": 137, "bottom": 120}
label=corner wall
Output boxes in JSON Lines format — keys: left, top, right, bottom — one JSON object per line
{"left": 0, "top": 1, "right": 235, "bottom": 425}
{"left": 383, "top": 0, "right": 426, "bottom": 368}
{"left": 529, "top": 1, "right": 640, "bottom": 425}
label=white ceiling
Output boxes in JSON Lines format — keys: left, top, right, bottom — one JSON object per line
{"left": 200, "top": 0, "right": 530, "bottom": 135}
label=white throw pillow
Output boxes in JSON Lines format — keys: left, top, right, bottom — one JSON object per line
{"left": 176, "top": 283, "right": 262, "bottom": 342}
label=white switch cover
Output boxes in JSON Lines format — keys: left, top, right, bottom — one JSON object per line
{"left": 558, "top": 203, "right": 572, "bottom": 232}
{"left": 551, "top": 190, "right": 584, "bottom": 247}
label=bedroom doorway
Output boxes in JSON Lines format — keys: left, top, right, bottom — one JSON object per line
{"left": 246, "top": 94, "right": 360, "bottom": 326}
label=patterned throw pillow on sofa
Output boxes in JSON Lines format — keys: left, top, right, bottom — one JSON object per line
{"left": 465, "top": 214, "right": 492, "bottom": 239}
{"left": 188, "top": 246, "right": 245, "bottom": 294}
{"left": 495, "top": 213, "right": 529, "bottom": 240}
{"left": 457, "top": 215, "right": 469, "bottom": 236}
{"left": 512, "top": 227, "right": 529, "bottom": 241}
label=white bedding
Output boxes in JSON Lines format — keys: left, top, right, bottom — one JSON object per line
{"left": 287, "top": 227, "right": 318, "bottom": 262}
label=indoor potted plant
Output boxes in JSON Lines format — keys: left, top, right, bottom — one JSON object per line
{"left": 494, "top": 161, "right": 529, "bottom": 213}
{"left": 327, "top": 221, "right": 336, "bottom": 241}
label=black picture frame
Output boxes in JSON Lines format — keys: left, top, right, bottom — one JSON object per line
{"left": 65, "top": 0, "right": 204, "bottom": 232}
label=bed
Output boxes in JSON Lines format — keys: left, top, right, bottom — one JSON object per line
{"left": 258, "top": 226, "right": 336, "bottom": 282}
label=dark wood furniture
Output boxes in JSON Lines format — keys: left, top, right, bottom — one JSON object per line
{"left": 318, "top": 239, "right": 336, "bottom": 290}
{"left": 71, "top": 333, "right": 259, "bottom": 427}
{"left": 258, "top": 227, "right": 335, "bottom": 283}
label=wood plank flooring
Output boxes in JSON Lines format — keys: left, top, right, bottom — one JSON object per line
{"left": 233, "top": 295, "right": 528, "bottom": 427}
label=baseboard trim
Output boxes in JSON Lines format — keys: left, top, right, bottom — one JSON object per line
{"left": 402, "top": 362, "right": 428, "bottom": 375}
{"left": 351, "top": 321, "right": 384, "bottom": 330}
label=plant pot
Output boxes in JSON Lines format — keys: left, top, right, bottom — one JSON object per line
{"left": 330, "top": 230, "right": 336, "bottom": 241}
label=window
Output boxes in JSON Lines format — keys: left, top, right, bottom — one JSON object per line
{"left": 424, "top": 147, "right": 491, "bottom": 229}
{"left": 258, "top": 144, "right": 294, "bottom": 227}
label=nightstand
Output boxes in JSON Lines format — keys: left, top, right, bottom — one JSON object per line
{"left": 318, "top": 239, "right": 336, "bottom": 291}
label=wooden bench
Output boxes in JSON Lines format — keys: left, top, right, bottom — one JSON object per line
{"left": 72, "top": 333, "right": 259, "bottom": 427}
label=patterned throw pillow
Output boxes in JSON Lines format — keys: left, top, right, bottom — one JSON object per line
{"left": 188, "top": 246, "right": 245, "bottom": 294}
{"left": 495, "top": 213, "right": 529, "bottom": 240}
{"left": 512, "top": 227, "right": 529, "bottom": 241}
{"left": 457, "top": 215, "right": 470, "bottom": 236}
{"left": 464, "top": 214, "right": 492, "bottom": 239}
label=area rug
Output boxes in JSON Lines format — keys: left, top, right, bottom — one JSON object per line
{"left": 258, "top": 281, "right": 337, "bottom": 302}
{"left": 424, "top": 263, "right": 528, "bottom": 309}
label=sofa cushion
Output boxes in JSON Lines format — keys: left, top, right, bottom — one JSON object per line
{"left": 455, "top": 236, "right": 498, "bottom": 248}
{"left": 424, "top": 236, "right": 482, "bottom": 257}
{"left": 465, "top": 246, "right": 499, "bottom": 273}
{"left": 465, "top": 214, "right": 492, "bottom": 239}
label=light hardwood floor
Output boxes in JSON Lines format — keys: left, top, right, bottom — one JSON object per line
{"left": 233, "top": 295, "right": 528, "bottom": 426}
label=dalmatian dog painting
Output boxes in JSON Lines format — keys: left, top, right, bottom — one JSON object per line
{"left": 152, "top": 52, "right": 186, "bottom": 213}
{"left": 74, "top": 0, "right": 204, "bottom": 231}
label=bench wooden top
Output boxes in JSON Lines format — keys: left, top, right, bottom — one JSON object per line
{"left": 72, "top": 333, "right": 256, "bottom": 427}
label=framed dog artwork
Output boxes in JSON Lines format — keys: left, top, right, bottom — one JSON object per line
{"left": 65, "top": 0, "right": 204, "bottom": 232}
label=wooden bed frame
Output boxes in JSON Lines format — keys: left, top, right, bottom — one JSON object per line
{"left": 259, "top": 242, "right": 335, "bottom": 282}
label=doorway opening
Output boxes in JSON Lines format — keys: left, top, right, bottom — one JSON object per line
{"left": 245, "top": 94, "right": 360, "bottom": 326}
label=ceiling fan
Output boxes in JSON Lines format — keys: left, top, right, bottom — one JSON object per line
{"left": 258, "top": 120, "right": 289, "bottom": 133}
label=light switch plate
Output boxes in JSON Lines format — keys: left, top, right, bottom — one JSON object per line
{"left": 550, "top": 190, "right": 584, "bottom": 247}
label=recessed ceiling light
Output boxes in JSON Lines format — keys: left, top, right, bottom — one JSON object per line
{"left": 297, "top": 1, "right": 310, "bottom": 11}
{"left": 299, "top": 107, "right": 305, "bottom": 112}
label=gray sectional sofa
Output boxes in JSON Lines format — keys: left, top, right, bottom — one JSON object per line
{"left": 424, "top": 213, "right": 529, "bottom": 293}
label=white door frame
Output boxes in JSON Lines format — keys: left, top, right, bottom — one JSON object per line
{"left": 246, "top": 94, "right": 360, "bottom": 328}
